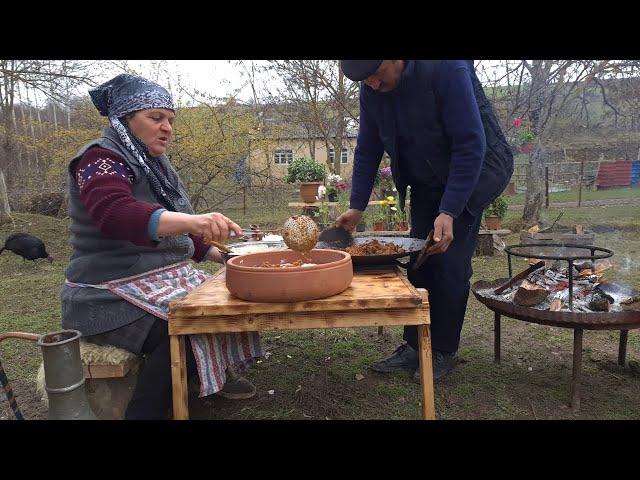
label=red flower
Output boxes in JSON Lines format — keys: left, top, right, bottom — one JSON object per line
{"left": 513, "top": 118, "right": 522, "bottom": 128}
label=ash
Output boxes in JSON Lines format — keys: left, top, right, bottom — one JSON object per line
{"left": 477, "top": 259, "right": 636, "bottom": 313}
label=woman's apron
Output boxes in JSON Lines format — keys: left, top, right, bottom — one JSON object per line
{"left": 65, "top": 262, "right": 262, "bottom": 397}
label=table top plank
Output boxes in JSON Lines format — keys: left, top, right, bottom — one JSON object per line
{"left": 169, "top": 304, "right": 429, "bottom": 335}
{"left": 169, "top": 267, "right": 425, "bottom": 318}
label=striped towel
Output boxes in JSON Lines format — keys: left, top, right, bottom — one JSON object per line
{"left": 98, "top": 262, "right": 262, "bottom": 397}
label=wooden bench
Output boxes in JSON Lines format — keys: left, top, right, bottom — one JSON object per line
{"left": 37, "top": 342, "right": 142, "bottom": 420}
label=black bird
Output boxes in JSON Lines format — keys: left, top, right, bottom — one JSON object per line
{"left": 0, "top": 233, "right": 53, "bottom": 263}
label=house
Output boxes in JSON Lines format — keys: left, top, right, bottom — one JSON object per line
{"left": 245, "top": 103, "right": 360, "bottom": 181}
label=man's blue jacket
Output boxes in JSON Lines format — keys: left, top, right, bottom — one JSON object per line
{"left": 350, "top": 60, "right": 512, "bottom": 218}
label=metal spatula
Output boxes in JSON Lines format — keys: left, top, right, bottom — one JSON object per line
{"left": 318, "top": 225, "right": 354, "bottom": 249}
{"left": 412, "top": 230, "right": 436, "bottom": 270}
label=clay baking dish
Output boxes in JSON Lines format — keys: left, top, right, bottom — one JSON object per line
{"left": 225, "top": 249, "right": 353, "bottom": 302}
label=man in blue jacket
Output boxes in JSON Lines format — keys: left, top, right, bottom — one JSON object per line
{"left": 337, "top": 60, "right": 512, "bottom": 382}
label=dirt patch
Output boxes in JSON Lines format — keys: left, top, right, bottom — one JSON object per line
{"left": 0, "top": 379, "right": 48, "bottom": 420}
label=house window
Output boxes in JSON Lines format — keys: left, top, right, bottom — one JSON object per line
{"left": 273, "top": 149, "right": 293, "bottom": 164}
{"left": 329, "top": 147, "right": 349, "bottom": 164}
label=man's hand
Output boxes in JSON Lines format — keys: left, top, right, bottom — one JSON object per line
{"left": 335, "top": 209, "right": 363, "bottom": 232}
{"left": 427, "top": 213, "right": 454, "bottom": 255}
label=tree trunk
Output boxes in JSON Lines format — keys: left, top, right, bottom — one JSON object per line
{"left": 24, "top": 86, "right": 39, "bottom": 168}
{"left": 522, "top": 143, "right": 545, "bottom": 226}
{"left": 0, "top": 169, "right": 11, "bottom": 223}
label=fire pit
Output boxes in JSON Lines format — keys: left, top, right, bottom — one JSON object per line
{"left": 472, "top": 242, "right": 640, "bottom": 411}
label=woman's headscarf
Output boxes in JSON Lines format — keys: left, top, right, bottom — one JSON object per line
{"left": 89, "top": 74, "right": 182, "bottom": 211}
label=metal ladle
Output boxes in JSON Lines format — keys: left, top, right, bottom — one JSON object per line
{"left": 281, "top": 215, "right": 321, "bottom": 253}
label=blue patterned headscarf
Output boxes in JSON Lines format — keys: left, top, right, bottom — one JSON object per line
{"left": 88, "top": 74, "right": 182, "bottom": 211}
{"left": 89, "top": 73, "right": 175, "bottom": 118}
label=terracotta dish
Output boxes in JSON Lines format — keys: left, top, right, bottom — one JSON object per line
{"left": 225, "top": 249, "right": 353, "bottom": 303}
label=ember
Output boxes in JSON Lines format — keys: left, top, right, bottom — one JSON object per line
{"left": 477, "top": 258, "right": 636, "bottom": 313}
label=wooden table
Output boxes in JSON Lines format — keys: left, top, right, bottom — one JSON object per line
{"left": 168, "top": 266, "right": 434, "bottom": 420}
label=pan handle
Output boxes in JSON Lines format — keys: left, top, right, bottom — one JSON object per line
{"left": 394, "top": 257, "right": 410, "bottom": 269}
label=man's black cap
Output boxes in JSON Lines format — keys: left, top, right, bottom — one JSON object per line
{"left": 340, "top": 60, "right": 383, "bottom": 81}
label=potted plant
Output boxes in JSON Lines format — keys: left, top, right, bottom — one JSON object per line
{"left": 518, "top": 127, "right": 536, "bottom": 154}
{"left": 391, "top": 204, "right": 409, "bottom": 231}
{"left": 314, "top": 199, "right": 332, "bottom": 230}
{"left": 326, "top": 173, "right": 347, "bottom": 202}
{"left": 372, "top": 201, "right": 391, "bottom": 231}
{"left": 484, "top": 196, "right": 508, "bottom": 230}
{"left": 286, "top": 157, "right": 327, "bottom": 203}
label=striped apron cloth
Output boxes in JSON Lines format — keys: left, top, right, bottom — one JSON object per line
{"left": 66, "top": 262, "right": 262, "bottom": 397}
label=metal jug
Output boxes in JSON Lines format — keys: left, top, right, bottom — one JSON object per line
{"left": 38, "top": 329, "right": 97, "bottom": 420}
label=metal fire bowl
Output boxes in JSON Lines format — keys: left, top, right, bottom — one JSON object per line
{"left": 472, "top": 279, "right": 640, "bottom": 330}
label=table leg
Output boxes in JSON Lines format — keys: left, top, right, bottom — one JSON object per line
{"left": 377, "top": 326, "right": 384, "bottom": 336}
{"left": 417, "top": 325, "right": 435, "bottom": 420}
{"left": 571, "top": 328, "right": 583, "bottom": 412}
{"left": 618, "top": 330, "right": 628, "bottom": 366}
{"left": 494, "top": 312, "right": 501, "bottom": 363}
{"left": 170, "top": 334, "right": 189, "bottom": 420}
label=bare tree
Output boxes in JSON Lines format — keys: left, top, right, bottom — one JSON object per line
{"left": 262, "top": 60, "right": 359, "bottom": 175}
{"left": 0, "top": 60, "right": 97, "bottom": 184}
{"left": 477, "top": 60, "right": 614, "bottom": 225}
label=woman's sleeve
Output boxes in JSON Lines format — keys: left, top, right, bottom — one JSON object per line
{"left": 74, "top": 147, "right": 166, "bottom": 247}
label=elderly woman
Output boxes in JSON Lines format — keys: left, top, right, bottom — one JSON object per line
{"left": 61, "top": 73, "right": 262, "bottom": 419}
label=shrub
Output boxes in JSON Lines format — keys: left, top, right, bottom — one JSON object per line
{"left": 484, "top": 196, "right": 508, "bottom": 218}
{"left": 285, "top": 157, "right": 326, "bottom": 183}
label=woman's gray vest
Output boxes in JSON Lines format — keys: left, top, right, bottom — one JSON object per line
{"left": 61, "top": 127, "right": 195, "bottom": 336}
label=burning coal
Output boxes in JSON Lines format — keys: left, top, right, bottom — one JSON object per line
{"left": 477, "top": 259, "right": 639, "bottom": 313}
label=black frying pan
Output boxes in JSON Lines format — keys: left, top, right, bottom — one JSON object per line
{"left": 316, "top": 236, "right": 426, "bottom": 266}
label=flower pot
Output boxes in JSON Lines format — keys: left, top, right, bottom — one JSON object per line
{"left": 374, "top": 222, "right": 385, "bottom": 231}
{"left": 394, "top": 222, "right": 408, "bottom": 231}
{"left": 328, "top": 192, "right": 338, "bottom": 202}
{"left": 519, "top": 143, "right": 535, "bottom": 154}
{"left": 485, "top": 215, "right": 502, "bottom": 230}
{"left": 299, "top": 182, "right": 323, "bottom": 203}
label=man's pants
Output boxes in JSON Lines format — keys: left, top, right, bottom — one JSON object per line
{"left": 403, "top": 186, "right": 483, "bottom": 353}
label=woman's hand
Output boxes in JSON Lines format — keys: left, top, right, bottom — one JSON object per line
{"left": 189, "top": 212, "right": 243, "bottom": 244}
{"left": 156, "top": 211, "right": 243, "bottom": 243}
{"left": 207, "top": 246, "right": 224, "bottom": 264}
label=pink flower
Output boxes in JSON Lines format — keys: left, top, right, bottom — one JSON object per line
{"left": 513, "top": 118, "right": 522, "bottom": 128}
{"left": 379, "top": 166, "right": 392, "bottom": 177}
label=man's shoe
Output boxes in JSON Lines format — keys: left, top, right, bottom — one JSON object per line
{"left": 413, "top": 350, "right": 459, "bottom": 383}
{"left": 371, "top": 343, "right": 419, "bottom": 373}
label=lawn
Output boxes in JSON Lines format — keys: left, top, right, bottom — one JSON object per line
{"left": 1, "top": 201, "right": 639, "bottom": 420}
{"left": 505, "top": 186, "right": 640, "bottom": 206}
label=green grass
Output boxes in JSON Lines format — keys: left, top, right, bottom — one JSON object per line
{"left": 1, "top": 202, "right": 640, "bottom": 420}
{"left": 504, "top": 187, "right": 640, "bottom": 206}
